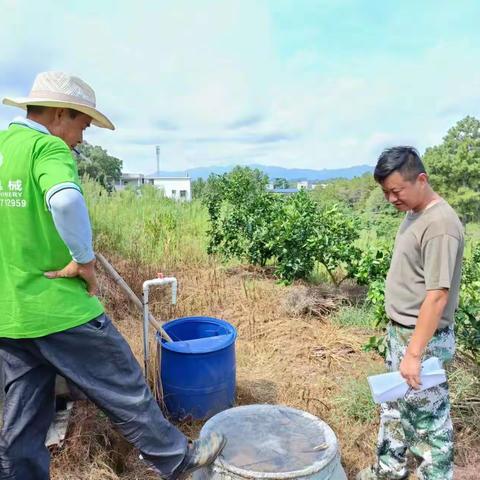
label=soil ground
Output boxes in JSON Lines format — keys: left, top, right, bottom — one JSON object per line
{"left": 50, "top": 257, "right": 480, "bottom": 479}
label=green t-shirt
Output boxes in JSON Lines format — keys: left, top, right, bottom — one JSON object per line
{"left": 0, "top": 123, "right": 104, "bottom": 338}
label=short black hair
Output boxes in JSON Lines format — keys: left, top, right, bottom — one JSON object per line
{"left": 374, "top": 146, "right": 426, "bottom": 183}
{"left": 26, "top": 105, "right": 47, "bottom": 115}
{"left": 26, "top": 105, "right": 81, "bottom": 119}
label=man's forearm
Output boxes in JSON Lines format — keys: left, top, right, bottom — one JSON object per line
{"left": 406, "top": 289, "right": 449, "bottom": 358}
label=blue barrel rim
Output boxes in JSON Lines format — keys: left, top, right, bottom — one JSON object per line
{"left": 158, "top": 316, "right": 237, "bottom": 354}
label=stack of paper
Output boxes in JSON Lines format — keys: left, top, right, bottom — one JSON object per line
{"left": 368, "top": 357, "right": 447, "bottom": 404}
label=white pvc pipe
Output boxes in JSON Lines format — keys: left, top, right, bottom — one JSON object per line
{"left": 142, "top": 277, "right": 177, "bottom": 380}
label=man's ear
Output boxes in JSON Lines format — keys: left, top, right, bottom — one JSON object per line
{"left": 417, "top": 172, "right": 429, "bottom": 186}
{"left": 54, "top": 108, "right": 67, "bottom": 122}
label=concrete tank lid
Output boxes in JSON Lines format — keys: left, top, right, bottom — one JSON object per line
{"left": 199, "top": 404, "right": 340, "bottom": 479}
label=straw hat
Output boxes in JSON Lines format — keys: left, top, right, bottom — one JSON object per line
{"left": 2, "top": 71, "right": 115, "bottom": 130}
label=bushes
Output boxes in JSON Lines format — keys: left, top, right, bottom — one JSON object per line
{"left": 273, "top": 190, "right": 322, "bottom": 281}
{"left": 456, "top": 244, "right": 480, "bottom": 363}
{"left": 205, "top": 166, "right": 275, "bottom": 266}
{"left": 202, "top": 168, "right": 479, "bottom": 363}
{"left": 204, "top": 168, "right": 361, "bottom": 283}
{"left": 312, "top": 204, "right": 361, "bottom": 285}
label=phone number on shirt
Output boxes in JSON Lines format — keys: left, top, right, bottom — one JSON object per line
{"left": 0, "top": 198, "right": 27, "bottom": 208}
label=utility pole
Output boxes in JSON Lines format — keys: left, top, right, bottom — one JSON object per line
{"left": 155, "top": 145, "right": 160, "bottom": 175}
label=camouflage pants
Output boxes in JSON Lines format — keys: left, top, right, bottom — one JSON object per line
{"left": 374, "top": 323, "right": 455, "bottom": 480}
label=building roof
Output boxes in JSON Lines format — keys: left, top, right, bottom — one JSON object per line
{"left": 146, "top": 171, "right": 190, "bottom": 179}
{"left": 121, "top": 172, "right": 145, "bottom": 179}
{"left": 147, "top": 176, "right": 192, "bottom": 181}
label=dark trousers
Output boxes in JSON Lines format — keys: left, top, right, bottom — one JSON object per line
{"left": 0, "top": 314, "right": 187, "bottom": 480}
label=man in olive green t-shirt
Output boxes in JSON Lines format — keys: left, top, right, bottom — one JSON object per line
{"left": 0, "top": 72, "right": 224, "bottom": 480}
{"left": 358, "top": 147, "right": 463, "bottom": 480}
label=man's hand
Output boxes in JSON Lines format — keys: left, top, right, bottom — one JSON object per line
{"left": 399, "top": 289, "right": 448, "bottom": 391}
{"left": 400, "top": 352, "right": 422, "bottom": 390}
{"left": 44, "top": 259, "right": 98, "bottom": 296}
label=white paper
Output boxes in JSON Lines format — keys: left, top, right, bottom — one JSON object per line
{"left": 368, "top": 357, "right": 447, "bottom": 404}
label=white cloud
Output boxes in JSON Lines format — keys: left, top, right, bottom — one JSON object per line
{"left": 1, "top": 1, "right": 480, "bottom": 173}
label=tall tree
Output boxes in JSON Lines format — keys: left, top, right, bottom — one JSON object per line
{"left": 423, "top": 116, "right": 480, "bottom": 222}
{"left": 75, "top": 143, "right": 122, "bottom": 192}
{"left": 311, "top": 173, "right": 376, "bottom": 210}
{"left": 273, "top": 177, "right": 290, "bottom": 189}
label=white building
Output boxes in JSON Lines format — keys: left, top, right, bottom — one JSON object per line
{"left": 116, "top": 173, "right": 192, "bottom": 201}
{"left": 116, "top": 173, "right": 147, "bottom": 189}
{"left": 146, "top": 175, "right": 192, "bottom": 201}
{"left": 296, "top": 181, "right": 324, "bottom": 190}
{"left": 296, "top": 181, "right": 310, "bottom": 190}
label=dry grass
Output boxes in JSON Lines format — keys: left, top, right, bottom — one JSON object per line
{"left": 50, "top": 254, "right": 479, "bottom": 479}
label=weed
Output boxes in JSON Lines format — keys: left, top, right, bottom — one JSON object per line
{"left": 335, "top": 376, "right": 380, "bottom": 424}
{"left": 332, "top": 305, "right": 376, "bottom": 328}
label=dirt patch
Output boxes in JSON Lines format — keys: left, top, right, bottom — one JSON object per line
{"left": 49, "top": 258, "right": 479, "bottom": 479}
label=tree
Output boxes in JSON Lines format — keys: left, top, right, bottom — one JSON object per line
{"left": 75, "top": 143, "right": 122, "bottom": 192}
{"left": 311, "top": 173, "right": 376, "bottom": 210}
{"left": 203, "top": 166, "right": 269, "bottom": 258}
{"left": 311, "top": 204, "right": 361, "bottom": 285}
{"left": 271, "top": 189, "right": 320, "bottom": 280}
{"left": 273, "top": 177, "right": 289, "bottom": 189}
{"left": 361, "top": 186, "right": 402, "bottom": 239}
{"left": 423, "top": 116, "right": 480, "bottom": 222}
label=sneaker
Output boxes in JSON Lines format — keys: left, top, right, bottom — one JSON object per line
{"left": 167, "top": 432, "right": 227, "bottom": 480}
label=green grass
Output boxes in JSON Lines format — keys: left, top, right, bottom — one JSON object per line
{"left": 465, "top": 222, "right": 480, "bottom": 241}
{"left": 335, "top": 360, "right": 480, "bottom": 428}
{"left": 308, "top": 262, "right": 334, "bottom": 284}
{"left": 449, "top": 361, "right": 480, "bottom": 429}
{"left": 465, "top": 222, "right": 480, "bottom": 259}
{"left": 84, "top": 179, "right": 210, "bottom": 267}
{"left": 332, "top": 305, "right": 376, "bottom": 329}
{"left": 335, "top": 375, "right": 379, "bottom": 423}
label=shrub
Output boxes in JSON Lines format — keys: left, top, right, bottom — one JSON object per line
{"left": 456, "top": 244, "right": 480, "bottom": 363}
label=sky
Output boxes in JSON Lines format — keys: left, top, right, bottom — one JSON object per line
{"left": 1, "top": 0, "right": 480, "bottom": 174}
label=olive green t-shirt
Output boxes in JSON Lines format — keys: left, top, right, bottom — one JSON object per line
{"left": 385, "top": 200, "right": 464, "bottom": 329}
{"left": 0, "top": 123, "right": 103, "bottom": 338}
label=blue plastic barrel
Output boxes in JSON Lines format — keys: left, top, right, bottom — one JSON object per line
{"left": 157, "top": 316, "right": 237, "bottom": 420}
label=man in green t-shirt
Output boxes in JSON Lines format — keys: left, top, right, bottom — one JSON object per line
{"left": 0, "top": 72, "right": 224, "bottom": 479}
{"left": 357, "top": 147, "right": 463, "bottom": 480}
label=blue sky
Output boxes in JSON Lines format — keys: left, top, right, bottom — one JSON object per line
{"left": 1, "top": 0, "right": 479, "bottom": 173}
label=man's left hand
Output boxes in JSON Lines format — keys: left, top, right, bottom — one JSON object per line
{"left": 399, "top": 352, "right": 422, "bottom": 390}
{"left": 44, "top": 259, "right": 98, "bottom": 296}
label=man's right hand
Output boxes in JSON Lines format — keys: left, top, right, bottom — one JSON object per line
{"left": 44, "top": 259, "right": 98, "bottom": 296}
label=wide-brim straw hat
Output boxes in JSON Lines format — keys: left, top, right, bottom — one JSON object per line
{"left": 2, "top": 71, "right": 115, "bottom": 130}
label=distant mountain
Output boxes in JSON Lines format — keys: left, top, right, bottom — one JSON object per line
{"left": 147, "top": 164, "right": 373, "bottom": 181}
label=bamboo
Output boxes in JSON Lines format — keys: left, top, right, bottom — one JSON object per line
{"left": 95, "top": 252, "right": 173, "bottom": 342}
